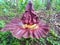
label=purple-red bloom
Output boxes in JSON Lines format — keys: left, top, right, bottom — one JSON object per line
{"left": 1, "top": 1, "right": 50, "bottom": 39}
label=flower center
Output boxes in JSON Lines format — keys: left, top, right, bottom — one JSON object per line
{"left": 22, "top": 24, "right": 39, "bottom": 30}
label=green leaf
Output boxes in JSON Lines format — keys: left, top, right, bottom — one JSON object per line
{"left": 0, "top": 20, "right": 6, "bottom": 28}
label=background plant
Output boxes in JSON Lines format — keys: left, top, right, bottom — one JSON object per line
{"left": 0, "top": 0, "right": 60, "bottom": 45}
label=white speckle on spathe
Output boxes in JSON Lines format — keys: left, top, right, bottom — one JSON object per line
{"left": 16, "top": 30, "right": 22, "bottom": 35}
{"left": 19, "top": 22, "right": 24, "bottom": 26}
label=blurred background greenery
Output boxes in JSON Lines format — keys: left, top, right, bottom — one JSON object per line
{"left": 0, "top": 0, "right": 60, "bottom": 45}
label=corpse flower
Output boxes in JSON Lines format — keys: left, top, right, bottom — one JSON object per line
{"left": 1, "top": 1, "right": 49, "bottom": 39}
